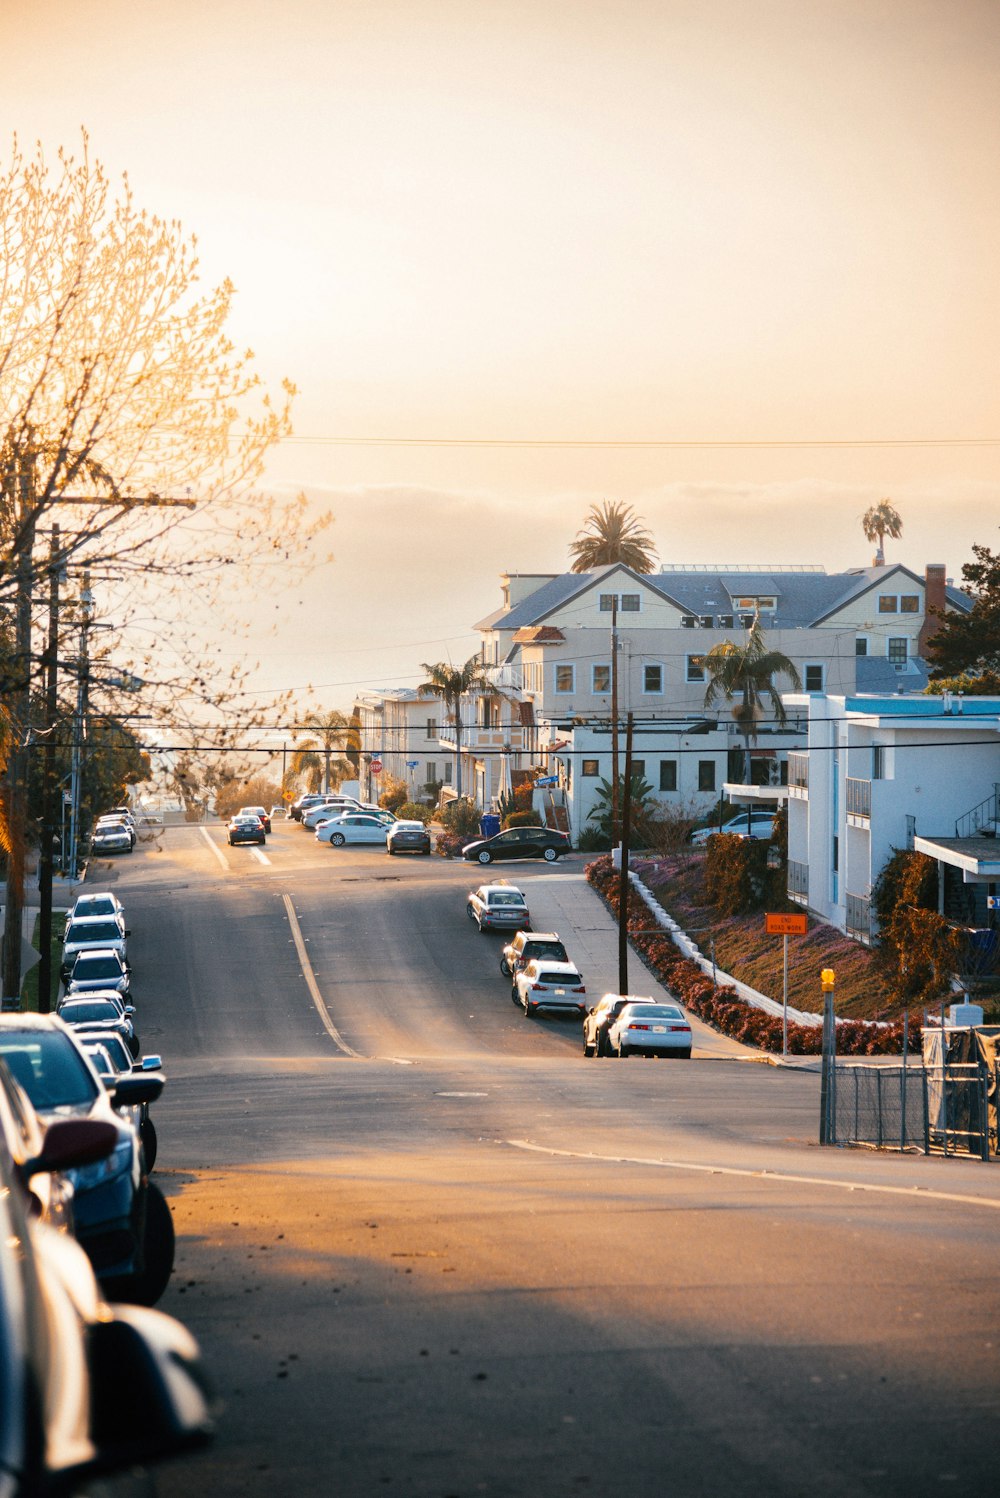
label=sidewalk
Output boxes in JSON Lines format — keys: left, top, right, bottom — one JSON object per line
{"left": 511, "top": 865, "right": 758, "bottom": 1061}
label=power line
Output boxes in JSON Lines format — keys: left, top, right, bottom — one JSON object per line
{"left": 280, "top": 435, "right": 1000, "bottom": 450}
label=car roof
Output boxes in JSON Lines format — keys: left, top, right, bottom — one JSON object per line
{"left": 525, "top": 959, "right": 580, "bottom": 973}
{"left": 479, "top": 883, "right": 526, "bottom": 897}
{"left": 71, "top": 947, "right": 123, "bottom": 960}
{"left": 515, "top": 931, "right": 560, "bottom": 943}
{"left": 65, "top": 914, "right": 123, "bottom": 928}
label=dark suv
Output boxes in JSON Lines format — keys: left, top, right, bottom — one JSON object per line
{"left": 462, "top": 825, "right": 571, "bottom": 865}
{"left": 500, "top": 931, "right": 570, "bottom": 978}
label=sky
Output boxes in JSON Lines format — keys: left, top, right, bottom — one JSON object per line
{"left": 2, "top": 0, "right": 998, "bottom": 716}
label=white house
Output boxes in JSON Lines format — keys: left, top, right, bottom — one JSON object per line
{"left": 786, "top": 692, "right": 1000, "bottom": 944}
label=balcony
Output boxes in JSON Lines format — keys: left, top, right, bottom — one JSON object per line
{"left": 846, "top": 893, "right": 873, "bottom": 945}
{"left": 788, "top": 752, "right": 809, "bottom": 798}
{"left": 787, "top": 858, "right": 808, "bottom": 904}
{"left": 846, "top": 777, "right": 871, "bottom": 823}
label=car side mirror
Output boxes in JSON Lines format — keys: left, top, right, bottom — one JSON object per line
{"left": 124, "top": 1005, "right": 136, "bottom": 1016}
{"left": 19, "top": 1117, "right": 119, "bottom": 1183}
{"left": 124, "top": 929, "right": 132, "bottom": 937}
{"left": 112, "top": 1073, "right": 164, "bottom": 1107}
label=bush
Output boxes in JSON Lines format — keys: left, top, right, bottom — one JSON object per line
{"left": 434, "top": 831, "right": 469, "bottom": 859}
{"left": 501, "top": 810, "right": 540, "bottom": 829}
{"left": 378, "top": 774, "right": 408, "bottom": 812}
{"left": 577, "top": 824, "right": 612, "bottom": 852}
{"left": 395, "top": 801, "right": 431, "bottom": 824}
{"left": 437, "top": 798, "right": 481, "bottom": 839}
{"left": 703, "top": 835, "right": 770, "bottom": 915}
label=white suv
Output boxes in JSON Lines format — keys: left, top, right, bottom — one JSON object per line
{"left": 513, "top": 960, "right": 587, "bottom": 1018}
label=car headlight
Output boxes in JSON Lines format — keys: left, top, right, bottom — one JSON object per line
{"left": 65, "top": 1138, "right": 134, "bottom": 1189}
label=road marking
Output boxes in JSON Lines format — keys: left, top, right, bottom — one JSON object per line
{"left": 252, "top": 847, "right": 271, "bottom": 866}
{"left": 281, "top": 894, "right": 359, "bottom": 1057}
{"left": 506, "top": 1140, "right": 1000, "bottom": 1211}
{"left": 199, "top": 827, "right": 228, "bottom": 870}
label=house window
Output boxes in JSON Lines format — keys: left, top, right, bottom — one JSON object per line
{"left": 643, "top": 664, "right": 663, "bottom": 693}
{"left": 555, "top": 664, "right": 575, "bottom": 693}
{"left": 718, "top": 614, "right": 734, "bottom": 629}
{"left": 680, "top": 615, "right": 696, "bottom": 628}
{"left": 621, "top": 594, "right": 640, "bottom": 611}
{"left": 805, "top": 664, "right": 824, "bottom": 691}
{"left": 872, "top": 746, "right": 887, "bottom": 780}
{"left": 741, "top": 614, "right": 755, "bottom": 629}
{"left": 442, "top": 764, "right": 452, "bottom": 783}
{"left": 426, "top": 718, "right": 438, "bottom": 737}
{"left": 878, "top": 595, "right": 898, "bottom": 613}
{"left": 888, "top": 637, "right": 908, "bottom": 665}
{"left": 426, "top": 761, "right": 437, "bottom": 784}
{"left": 599, "top": 592, "right": 641, "bottom": 613}
{"left": 581, "top": 758, "right": 600, "bottom": 777}
{"left": 855, "top": 637, "right": 868, "bottom": 656}
{"left": 686, "top": 654, "right": 705, "bottom": 683}
{"left": 700, "top": 615, "right": 714, "bottom": 628}
{"left": 599, "top": 593, "right": 615, "bottom": 612}
{"left": 698, "top": 761, "right": 716, "bottom": 792}
{"left": 900, "top": 595, "right": 919, "bottom": 613}
{"left": 631, "top": 760, "right": 645, "bottom": 779}
{"left": 592, "top": 664, "right": 611, "bottom": 694}
{"left": 660, "top": 759, "right": 677, "bottom": 792}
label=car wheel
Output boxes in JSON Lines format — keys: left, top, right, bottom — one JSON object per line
{"left": 619, "top": 1045, "right": 629, "bottom": 1059}
{"left": 477, "top": 849, "right": 492, "bottom": 864}
{"left": 543, "top": 846, "right": 558, "bottom": 862}
{"left": 583, "top": 1035, "right": 595, "bottom": 1057}
{"left": 141, "top": 1117, "right": 158, "bottom": 1171}
{"left": 677, "top": 1048, "right": 692, "bottom": 1060}
{"left": 511, "top": 985, "right": 520, "bottom": 1004}
{"left": 387, "top": 846, "right": 395, "bottom": 855}
{"left": 500, "top": 958, "right": 511, "bottom": 976}
{"left": 331, "top": 832, "right": 346, "bottom": 847}
{"left": 523, "top": 1001, "right": 534, "bottom": 1018}
{"left": 467, "top": 904, "right": 477, "bottom": 922}
{"left": 109, "top": 1183, "right": 175, "bottom": 1307}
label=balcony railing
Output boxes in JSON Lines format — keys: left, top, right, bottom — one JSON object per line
{"left": 846, "top": 777, "right": 871, "bottom": 819}
{"left": 787, "top": 859, "right": 808, "bottom": 901}
{"left": 846, "top": 893, "right": 873, "bottom": 944}
{"left": 788, "top": 752, "right": 809, "bottom": 791}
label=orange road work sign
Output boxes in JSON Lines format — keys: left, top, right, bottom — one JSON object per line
{"left": 765, "top": 912, "right": 808, "bottom": 935}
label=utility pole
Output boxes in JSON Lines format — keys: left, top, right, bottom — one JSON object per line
{"left": 35, "top": 526, "right": 63, "bottom": 1014}
{"left": 1, "top": 454, "right": 36, "bottom": 1003}
{"left": 617, "top": 711, "right": 634, "bottom": 995}
{"left": 67, "top": 573, "right": 94, "bottom": 882}
{"left": 610, "top": 595, "right": 620, "bottom": 846}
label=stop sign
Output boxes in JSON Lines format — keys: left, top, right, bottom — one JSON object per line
{"left": 370, "top": 758, "right": 383, "bottom": 775}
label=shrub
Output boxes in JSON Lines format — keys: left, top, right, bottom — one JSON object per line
{"left": 871, "top": 849, "right": 960, "bottom": 1004}
{"left": 577, "top": 824, "right": 612, "bottom": 852}
{"left": 513, "top": 780, "right": 535, "bottom": 813}
{"left": 502, "top": 810, "right": 540, "bottom": 829}
{"left": 434, "top": 831, "right": 469, "bottom": 859}
{"left": 703, "top": 835, "right": 770, "bottom": 916}
{"left": 378, "top": 774, "right": 408, "bottom": 812}
{"left": 395, "top": 801, "right": 431, "bottom": 824}
{"left": 437, "top": 797, "right": 482, "bottom": 839}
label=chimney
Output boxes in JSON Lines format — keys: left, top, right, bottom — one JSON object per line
{"left": 918, "top": 564, "right": 947, "bottom": 658}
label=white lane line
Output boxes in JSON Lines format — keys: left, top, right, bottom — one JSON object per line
{"left": 199, "top": 827, "right": 228, "bottom": 871}
{"left": 281, "top": 893, "right": 359, "bottom": 1057}
{"left": 252, "top": 847, "right": 271, "bottom": 866}
{"left": 506, "top": 1140, "right": 1000, "bottom": 1212}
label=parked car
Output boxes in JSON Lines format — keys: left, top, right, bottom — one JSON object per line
{"left": 57, "top": 995, "right": 140, "bottom": 1058}
{"left": 90, "top": 822, "right": 134, "bottom": 855}
{"left": 513, "top": 959, "right": 587, "bottom": 1018}
{"left": 0, "top": 1015, "right": 172, "bottom": 1302}
{"left": 319, "top": 812, "right": 395, "bottom": 847}
{"left": 690, "top": 810, "right": 776, "bottom": 844}
{"left": 466, "top": 883, "right": 530, "bottom": 933}
{"left": 95, "top": 815, "right": 137, "bottom": 848}
{"left": 0, "top": 1072, "right": 213, "bottom": 1491}
{"left": 227, "top": 814, "right": 266, "bottom": 846}
{"left": 65, "top": 948, "right": 132, "bottom": 1001}
{"left": 462, "top": 825, "right": 571, "bottom": 864}
{"left": 0, "top": 1054, "right": 81, "bottom": 1231}
{"left": 386, "top": 819, "right": 432, "bottom": 855}
{"left": 303, "top": 797, "right": 363, "bottom": 829}
{"left": 60, "top": 913, "right": 129, "bottom": 981}
{"left": 77, "top": 1032, "right": 161, "bottom": 1168}
{"left": 500, "top": 931, "right": 569, "bottom": 978}
{"left": 607, "top": 1001, "right": 693, "bottom": 1059}
{"left": 238, "top": 804, "right": 271, "bottom": 833}
{"left": 583, "top": 993, "right": 648, "bottom": 1057}
{"left": 68, "top": 890, "right": 125, "bottom": 923}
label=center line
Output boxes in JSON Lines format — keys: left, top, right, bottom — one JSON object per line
{"left": 198, "top": 826, "right": 228, "bottom": 870}
{"left": 282, "top": 894, "right": 359, "bottom": 1057}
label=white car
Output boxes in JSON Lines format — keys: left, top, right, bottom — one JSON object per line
{"left": 690, "top": 810, "right": 776, "bottom": 844}
{"left": 466, "top": 883, "right": 530, "bottom": 933}
{"left": 60, "top": 914, "right": 129, "bottom": 982}
{"left": 513, "top": 959, "right": 587, "bottom": 1018}
{"left": 318, "top": 812, "right": 395, "bottom": 847}
{"left": 607, "top": 1001, "right": 693, "bottom": 1059}
{"left": 68, "top": 891, "right": 125, "bottom": 923}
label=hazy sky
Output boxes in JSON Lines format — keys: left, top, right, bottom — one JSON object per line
{"left": 3, "top": 0, "right": 998, "bottom": 711}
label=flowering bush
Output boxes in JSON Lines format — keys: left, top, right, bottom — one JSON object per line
{"left": 586, "top": 856, "right": 917, "bottom": 1056}
{"left": 434, "top": 831, "right": 469, "bottom": 860}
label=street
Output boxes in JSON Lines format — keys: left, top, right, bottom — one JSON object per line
{"left": 106, "top": 821, "right": 1000, "bottom": 1497}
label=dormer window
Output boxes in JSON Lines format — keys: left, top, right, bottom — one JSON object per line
{"left": 680, "top": 615, "right": 696, "bottom": 628}
{"left": 700, "top": 615, "right": 713, "bottom": 628}
{"left": 718, "top": 614, "right": 734, "bottom": 629}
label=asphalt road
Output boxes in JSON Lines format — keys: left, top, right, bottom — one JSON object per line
{"left": 93, "top": 820, "right": 1000, "bottom": 1497}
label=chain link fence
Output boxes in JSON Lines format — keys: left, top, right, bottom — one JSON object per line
{"left": 827, "top": 1060, "right": 998, "bottom": 1159}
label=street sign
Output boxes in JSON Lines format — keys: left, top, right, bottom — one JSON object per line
{"left": 370, "top": 759, "right": 383, "bottom": 775}
{"left": 988, "top": 896, "right": 1000, "bottom": 910}
{"left": 765, "top": 912, "right": 808, "bottom": 936}
{"left": 406, "top": 760, "right": 419, "bottom": 769}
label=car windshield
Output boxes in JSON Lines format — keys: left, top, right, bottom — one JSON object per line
{"left": 0, "top": 1034, "right": 100, "bottom": 1109}
{"left": 60, "top": 1002, "right": 121, "bottom": 1024}
{"left": 65, "top": 921, "right": 121, "bottom": 944}
{"left": 528, "top": 942, "right": 567, "bottom": 959}
{"left": 73, "top": 897, "right": 116, "bottom": 916}
{"left": 624, "top": 1005, "right": 684, "bottom": 1020}
{"left": 538, "top": 970, "right": 582, "bottom": 985}
{"left": 72, "top": 955, "right": 123, "bottom": 979}
{"left": 489, "top": 892, "right": 525, "bottom": 907}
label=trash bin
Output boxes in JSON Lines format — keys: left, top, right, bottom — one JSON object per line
{"left": 479, "top": 814, "right": 501, "bottom": 838}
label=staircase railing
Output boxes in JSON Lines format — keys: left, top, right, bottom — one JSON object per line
{"left": 955, "top": 783, "right": 1000, "bottom": 838}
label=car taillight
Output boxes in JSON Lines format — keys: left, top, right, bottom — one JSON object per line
{"left": 572, "top": 986, "right": 586, "bottom": 993}
{"left": 531, "top": 982, "right": 545, "bottom": 990}
{"left": 628, "top": 1023, "right": 650, "bottom": 1031}
{"left": 670, "top": 1025, "right": 691, "bottom": 1033}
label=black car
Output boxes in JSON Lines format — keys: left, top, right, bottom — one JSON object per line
{"left": 0, "top": 1015, "right": 171, "bottom": 1304}
{"left": 462, "top": 825, "right": 571, "bottom": 865}
{"left": 0, "top": 1072, "right": 212, "bottom": 1492}
{"left": 227, "top": 814, "right": 266, "bottom": 845}
{"left": 386, "top": 819, "right": 432, "bottom": 855}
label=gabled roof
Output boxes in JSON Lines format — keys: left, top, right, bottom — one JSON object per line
{"left": 513, "top": 626, "right": 566, "bottom": 644}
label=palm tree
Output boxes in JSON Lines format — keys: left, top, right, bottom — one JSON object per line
{"left": 417, "top": 655, "right": 503, "bottom": 800}
{"left": 586, "top": 771, "right": 657, "bottom": 845}
{"left": 862, "top": 500, "right": 903, "bottom": 566}
{"left": 292, "top": 709, "right": 352, "bottom": 794}
{"left": 701, "top": 617, "right": 802, "bottom": 796}
{"left": 569, "top": 501, "right": 657, "bottom": 574}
